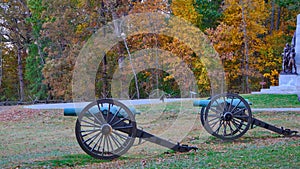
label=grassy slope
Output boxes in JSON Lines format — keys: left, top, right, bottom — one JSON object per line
{"left": 1, "top": 94, "right": 300, "bottom": 168}
{"left": 126, "top": 140, "right": 300, "bottom": 169}
{"left": 242, "top": 94, "right": 300, "bottom": 108}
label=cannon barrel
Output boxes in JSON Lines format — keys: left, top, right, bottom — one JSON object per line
{"left": 193, "top": 99, "right": 251, "bottom": 108}
{"left": 64, "top": 106, "right": 140, "bottom": 117}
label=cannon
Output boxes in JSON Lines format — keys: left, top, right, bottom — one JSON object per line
{"left": 64, "top": 93, "right": 298, "bottom": 160}
{"left": 193, "top": 93, "right": 298, "bottom": 140}
{"left": 64, "top": 99, "right": 197, "bottom": 160}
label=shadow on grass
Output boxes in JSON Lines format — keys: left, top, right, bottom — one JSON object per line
{"left": 203, "top": 132, "right": 286, "bottom": 145}
{"left": 24, "top": 154, "right": 126, "bottom": 168}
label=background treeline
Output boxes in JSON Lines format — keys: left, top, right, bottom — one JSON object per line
{"left": 0, "top": 0, "right": 299, "bottom": 101}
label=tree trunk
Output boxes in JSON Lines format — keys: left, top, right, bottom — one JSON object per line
{"left": 240, "top": 0, "right": 250, "bottom": 93}
{"left": 17, "top": 47, "right": 25, "bottom": 101}
{"left": 112, "top": 9, "right": 140, "bottom": 99}
{"left": 270, "top": 0, "right": 275, "bottom": 34}
{"left": 102, "top": 54, "right": 108, "bottom": 98}
{"left": 0, "top": 47, "right": 2, "bottom": 87}
{"left": 123, "top": 37, "right": 140, "bottom": 99}
{"left": 37, "top": 40, "right": 45, "bottom": 65}
{"left": 276, "top": 6, "right": 281, "bottom": 30}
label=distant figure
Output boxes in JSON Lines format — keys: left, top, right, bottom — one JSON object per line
{"left": 282, "top": 43, "right": 290, "bottom": 73}
{"left": 288, "top": 47, "right": 297, "bottom": 74}
{"left": 282, "top": 43, "right": 297, "bottom": 74}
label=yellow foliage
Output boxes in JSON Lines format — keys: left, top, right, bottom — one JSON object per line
{"left": 163, "top": 75, "right": 175, "bottom": 82}
{"left": 171, "top": 0, "right": 201, "bottom": 25}
{"left": 263, "top": 69, "right": 279, "bottom": 86}
{"left": 75, "top": 23, "right": 88, "bottom": 34}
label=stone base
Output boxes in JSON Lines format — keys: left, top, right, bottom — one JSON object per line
{"left": 279, "top": 74, "right": 300, "bottom": 86}
{"left": 252, "top": 74, "right": 300, "bottom": 94}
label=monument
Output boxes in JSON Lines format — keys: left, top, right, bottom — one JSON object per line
{"left": 296, "top": 14, "right": 300, "bottom": 75}
{"left": 252, "top": 14, "right": 300, "bottom": 95}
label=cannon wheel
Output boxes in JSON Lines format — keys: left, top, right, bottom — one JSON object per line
{"left": 200, "top": 106, "right": 242, "bottom": 136}
{"left": 200, "top": 106, "right": 206, "bottom": 127}
{"left": 75, "top": 99, "right": 137, "bottom": 160}
{"left": 202, "top": 93, "right": 252, "bottom": 140}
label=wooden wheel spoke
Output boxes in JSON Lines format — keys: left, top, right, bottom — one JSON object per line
{"left": 210, "top": 107, "right": 222, "bottom": 114}
{"left": 232, "top": 108, "right": 246, "bottom": 115}
{"left": 232, "top": 118, "right": 247, "bottom": 127}
{"left": 227, "top": 122, "right": 235, "bottom": 135}
{"left": 215, "top": 99, "right": 225, "bottom": 112}
{"left": 112, "top": 131, "right": 129, "bottom": 141}
{"left": 209, "top": 118, "right": 221, "bottom": 129}
{"left": 231, "top": 100, "right": 242, "bottom": 113}
{"left": 105, "top": 136, "right": 112, "bottom": 153}
{"left": 221, "top": 96, "right": 228, "bottom": 112}
{"left": 110, "top": 133, "right": 124, "bottom": 148}
{"left": 228, "top": 98, "right": 234, "bottom": 112}
{"left": 88, "top": 110, "right": 105, "bottom": 124}
{"left": 106, "top": 104, "right": 111, "bottom": 122}
{"left": 81, "top": 129, "right": 99, "bottom": 137}
{"left": 109, "top": 107, "right": 122, "bottom": 124}
{"left": 107, "top": 135, "right": 115, "bottom": 153}
{"left": 207, "top": 114, "right": 220, "bottom": 117}
{"left": 215, "top": 120, "right": 224, "bottom": 134}
{"left": 84, "top": 132, "right": 101, "bottom": 146}
{"left": 231, "top": 119, "right": 245, "bottom": 131}
{"left": 111, "top": 118, "right": 127, "bottom": 127}
{"left": 91, "top": 133, "right": 103, "bottom": 152}
{"left": 81, "top": 119, "right": 99, "bottom": 127}
{"left": 208, "top": 116, "right": 220, "bottom": 123}
{"left": 97, "top": 134, "right": 104, "bottom": 152}
{"left": 81, "top": 124, "right": 101, "bottom": 128}
{"left": 223, "top": 121, "right": 227, "bottom": 136}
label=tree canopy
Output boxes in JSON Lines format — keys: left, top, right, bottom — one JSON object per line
{"left": 0, "top": 0, "right": 299, "bottom": 101}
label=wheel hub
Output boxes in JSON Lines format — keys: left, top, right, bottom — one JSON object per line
{"left": 101, "top": 123, "right": 112, "bottom": 135}
{"left": 223, "top": 112, "right": 233, "bottom": 121}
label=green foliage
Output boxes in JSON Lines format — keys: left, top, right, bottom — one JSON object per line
{"left": 25, "top": 0, "right": 49, "bottom": 100}
{"left": 276, "top": 0, "right": 300, "bottom": 9}
{"left": 195, "top": 0, "right": 224, "bottom": 30}
{"left": 128, "top": 69, "right": 181, "bottom": 99}
{"left": 25, "top": 44, "right": 48, "bottom": 100}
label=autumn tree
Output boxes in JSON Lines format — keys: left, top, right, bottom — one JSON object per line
{"left": 0, "top": 47, "right": 19, "bottom": 100}
{"left": 0, "top": 0, "right": 31, "bottom": 101}
{"left": 41, "top": 0, "right": 104, "bottom": 100}
{"left": 25, "top": 0, "right": 50, "bottom": 100}
{"left": 207, "top": 0, "right": 269, "bottom": 93}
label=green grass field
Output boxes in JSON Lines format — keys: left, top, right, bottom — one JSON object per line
{"left": 0, "top": 94, "right": 299, "bottom": 168}
{"left": 242, "top": 94, "right": 300, "bottom": 108}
